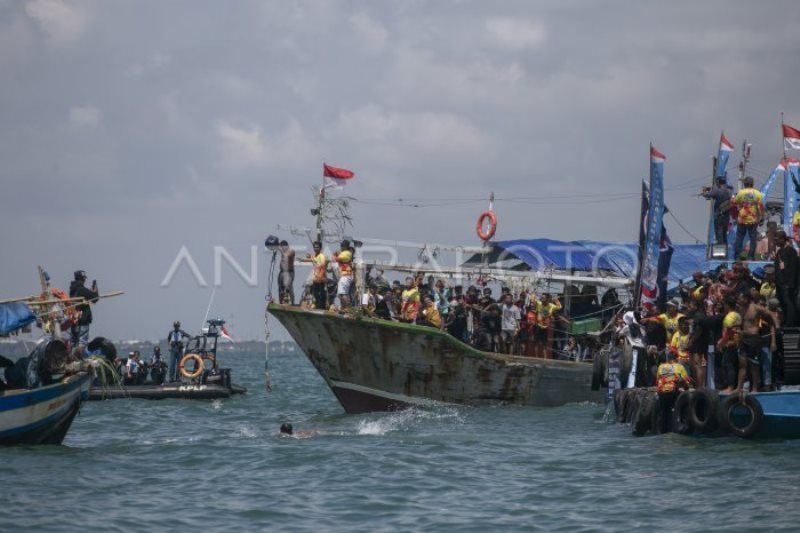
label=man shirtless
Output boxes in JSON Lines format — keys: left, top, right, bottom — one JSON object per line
{"left": 738, "top": 291, "right": 776, "bottom": 392}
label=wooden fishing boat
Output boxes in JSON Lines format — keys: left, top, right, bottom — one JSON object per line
{"left": 269, "top": 303, "right": 603, "bottom": 414}
{"left": 0, "top": 372, "right": 91, "bottom": 445}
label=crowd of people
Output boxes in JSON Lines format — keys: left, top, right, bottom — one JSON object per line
{"left": 277, "top": 239, "right": 621, "bottom": 360}
{"left": 620, "top": 239, "right": 798, "bottom": 394}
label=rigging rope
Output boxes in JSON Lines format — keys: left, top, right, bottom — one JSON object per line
{"left": 264, "top": 251, "right": 277, "bottom": 393}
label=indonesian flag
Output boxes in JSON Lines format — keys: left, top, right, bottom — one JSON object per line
{"left": 220, "top": 325, "right": 234, "bottom": 342}
{"left": 650, "top": 145, "right": 666, "bottom": 163}
{"left": 719, "top": 133, "right": 733, "bottom": 153}
{"left": 323, "top": 163, "right": 355, "bottom": 190}
{"left": 783, "top": 123, "right": 800, "bottom": 151}
{"left": 716, "top": 132, "right": 733, "bottom": 178}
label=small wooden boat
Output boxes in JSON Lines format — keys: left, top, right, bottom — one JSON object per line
{"left": 0, "top": 372, "right": 91, "bottom": 445}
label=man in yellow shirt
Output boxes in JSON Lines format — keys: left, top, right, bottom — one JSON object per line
{"left": 400, "top": 277, "right": 420, "bottom": 323}
{"left": 420, "top": 295, "right": 442, "bottom": 329}
{"left": 732, "top": 176, "right": 764, "bottom": 260}
{"left": 308, "top": 241, "right": 327, "bottom": 310}
{"left": 668, "top": 317, "right": 692, "bottom": 372}
{"left": 717, "top": 297, "right": 742, "bottom": 393}
{"left": 642, "top": 299, "right": 683, "bottom": 343}
{"left": 333, "top": 240, "right": 353, "bottom": 309}
{"left": 532, "top": 293, "right": 561, "bottom": 359}
{"left": 793, "top": 208, "right": 800, "bottom": 244}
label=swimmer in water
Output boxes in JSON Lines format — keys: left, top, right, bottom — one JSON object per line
{"left": 279, "top": 422, "right": 319, "bottom": 438}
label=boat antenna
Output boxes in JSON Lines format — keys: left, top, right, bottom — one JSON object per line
{"left": 202, "top": 285, "right": 217, "bottom": 328}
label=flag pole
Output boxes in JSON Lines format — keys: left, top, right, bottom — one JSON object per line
{"left": 782, "top": 112, "right": 788, "bottom": 162}
{"left": 317, "top": 161, "right": 326, "bottom": 243}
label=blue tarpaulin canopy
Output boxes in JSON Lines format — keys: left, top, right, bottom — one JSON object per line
{"left": 464, "top": 239, "right": 708, "bottom": 283}
{"left": 0, "top": 302, "right": 36, "bottom": 335}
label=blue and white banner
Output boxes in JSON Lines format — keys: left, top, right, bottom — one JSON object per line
{"left": 716, "top": 132, "right": 734, "bottom": 178}
{"left": 639, "top": 145, "right": 666, "bottom": 310}
{"left": 786, "top": 159, "right": 800, "bottom": 234}
{"left": 761, "top": 160, "right": 786, "bottom": 197}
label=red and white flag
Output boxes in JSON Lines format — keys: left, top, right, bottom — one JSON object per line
{"left": 650, "top": 145, "right": 666, "bottom": 163}
{"left": 323, "top": 163, "right": 355, "bottom": 190}
{"left": 220, "top": 325, "right": 234, "bottom": 342}
{"left": 783, "top": 123, "right": 800, "bottom": 151}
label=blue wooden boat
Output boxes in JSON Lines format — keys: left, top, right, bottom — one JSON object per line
{"left": 0, "top": 372, "right": 91, "bottom": 445}
{"left": 724, "top": 390, "right": 800, "bottom": 439}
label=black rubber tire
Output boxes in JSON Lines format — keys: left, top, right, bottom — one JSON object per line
{"left": 719, "top": 394, "right": 764, "bottom": 438}
{"left": 689, "top": 389, "right": 720, "bottom": 433}
{"left": 623, "top": 389, "right": 640, "bottom": 423}
{"left": 616, "top": 388, "right": 629, "bottom": 423}
{"left": 651, "top": 393, "right": 669, "bottom": 435}
{"left": 671, "top": 390, "right": 693, "bottom": 434}
{"left": 619, "top": 341, "right": 633, "bottom": 389}
{"left": 613, "top": 389, "right": 625, "bottom": 422}
{"left": 631, "top": 391, "right": 655, "bottom": 436}
{"left": 591, "top": 350, "right": 604, "bottom": 390}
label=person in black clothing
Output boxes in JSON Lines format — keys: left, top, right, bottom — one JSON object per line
{"left": 374, "top": 287, "right": 393, "bottom": 320}
{"left": 445, "top": 295, "right": 468, "bottom": 342}
{"left": 167, "top": 320, "right": 191, "bottom": 383}
{"left": 774, "top": 231, "right": 798, "bottom": 327}
{"left": 477, "top": 304, "right": 501, "bottom": 351}
{"left": 701, "top": 176, "right": 733, "bottom": 247}
{"left": 68, "top": 270, "right": 99, "bottom": 350}
{"left": 686, "top": 299, "right": 720, "bottom": 390}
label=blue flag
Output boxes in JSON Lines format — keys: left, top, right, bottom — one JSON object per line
{"left": 786, "top": 159, "right": 800, "bottom": 234}
{"left": 639, "top": 145, "right": 666, "bottom": 310}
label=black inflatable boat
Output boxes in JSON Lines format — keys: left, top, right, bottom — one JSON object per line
{"left": 88, "top": 318, "right": 247, "bottom": 401}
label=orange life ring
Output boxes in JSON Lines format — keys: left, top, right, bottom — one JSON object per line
{"left": 476, "top": 211, "right": 497, "bottom": 241}
{"left": 179, "top": 353, "right": 205, "bottom": 380}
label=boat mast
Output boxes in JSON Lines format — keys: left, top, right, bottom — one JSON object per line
{"left": 315, "top": 165, "right": 325, "bottom": 243}
{"left": 706, "top": 147, "right": 717, "bottom": 260}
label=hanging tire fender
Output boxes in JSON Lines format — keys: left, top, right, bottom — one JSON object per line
{"left": 671, "top": 390, "right": 694, "bottom": 434}
{"left": 719, "top": 394, "right": 764, "bottom": 438}
{"left": 689, "top": 389, "right": 720, "bottom": 433}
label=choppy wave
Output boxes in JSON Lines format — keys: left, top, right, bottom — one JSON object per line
{"left": 2, "top": 353, "right": 800, "bottom": 531}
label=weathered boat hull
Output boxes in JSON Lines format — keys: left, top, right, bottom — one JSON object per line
{"left": 268, "top": 304, "right": 603, "bottom": 413}
{"left": 0, "top": 372, "right": 91, "bottom": 445}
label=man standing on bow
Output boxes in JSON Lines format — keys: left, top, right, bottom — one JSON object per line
{"left": 68, "top": 270, "right": 99, "bottom": 350}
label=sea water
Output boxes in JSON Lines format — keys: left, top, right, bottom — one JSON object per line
{"left": 2, "top": 353, "right": 800, "bottom": 531}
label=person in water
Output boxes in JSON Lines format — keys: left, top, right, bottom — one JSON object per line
{"left": 68, "top": 270, "right": 99, "bottom": 350}
{"left": 279, "top": 422, "right": 317, "bottom": 438}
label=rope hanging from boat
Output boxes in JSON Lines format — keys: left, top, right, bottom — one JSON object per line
{"left": 264, "top": 250, "right": 277, "bottom": 393}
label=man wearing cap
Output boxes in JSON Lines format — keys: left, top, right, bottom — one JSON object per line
{"left": 731, "top": 176, "right": 764, "bottom": 260}
{"left": 68, "top": 270, "right": 99, "bottom": 350}
{"left": 702, "top": 176, "right": 733, "bottom": 248}
{"left": 642, "top": 299, "right": 684, "bottom": 343}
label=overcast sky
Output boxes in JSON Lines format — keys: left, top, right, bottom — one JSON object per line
{"left": 2, "top": 1, "right": 800, "bottom": 341}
